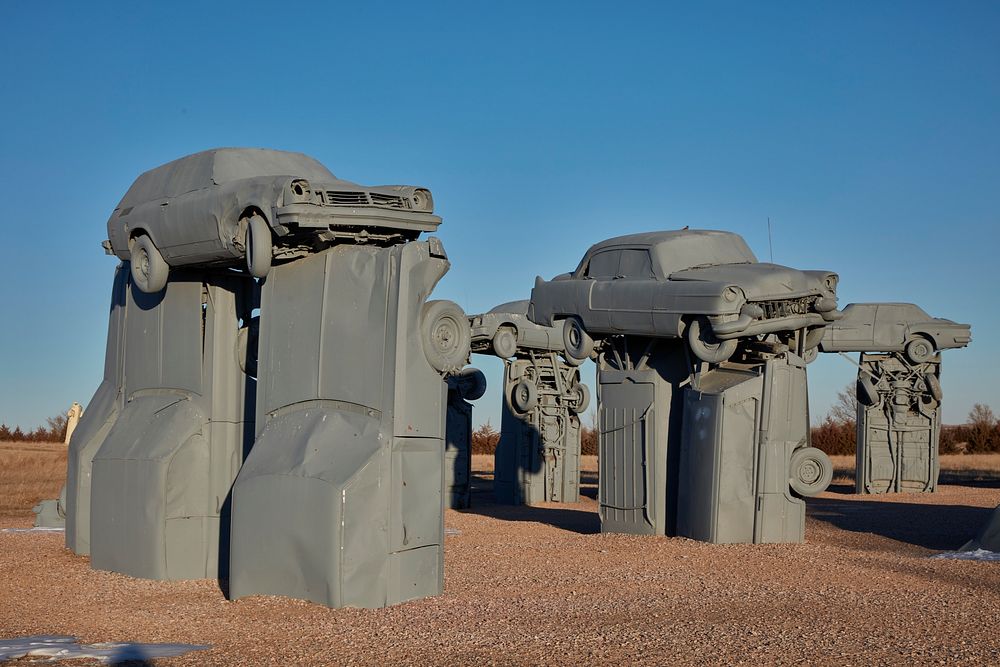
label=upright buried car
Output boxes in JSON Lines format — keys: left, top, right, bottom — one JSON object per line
{"left": 528, "top": 230, "right": 841, "bottom": 364}
{"left": 105, "top": 148, "right": 441, "bottom": 292}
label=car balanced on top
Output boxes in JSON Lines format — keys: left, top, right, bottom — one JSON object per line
{"left": 527, "top": 230, "right": 842, "bottom": 364}
{"left": 105, "top": 148, "right": 440, "bottom": 293}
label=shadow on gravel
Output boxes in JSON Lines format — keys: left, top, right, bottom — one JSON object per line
{"left": 465, "top": 471, "right": 600, "bottom": 534}
{"left": 806, "top": 496, "right": 994, "bottom": 550}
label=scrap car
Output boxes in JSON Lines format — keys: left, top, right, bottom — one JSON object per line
{"left": 105, "top": 148, "right": 441, "bottom": 292}
{"left": 527, "top": 229, "right": 841, "bottom": 363}
{"left": 819, "top": 302, "right": 971, "bottom": 363}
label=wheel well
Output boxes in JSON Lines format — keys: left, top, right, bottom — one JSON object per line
{"left": 908, "top": 332, "right": 936, "bottom": 350}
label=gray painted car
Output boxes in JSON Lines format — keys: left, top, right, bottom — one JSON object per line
{"left": 105, "top": 148, "right": 441, "bottom": 292}
{"left": 527, "top": 230, "right": 841, "bottom": 363}
{"left": 470, "top": 300, "right": 565, "bottom": 359}
{"left": 819, "top": 302, "right": 971, "bottom": 363}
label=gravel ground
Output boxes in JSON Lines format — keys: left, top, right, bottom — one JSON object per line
{"left": 2, "top": 462, "right": 1000, "bottom": 666}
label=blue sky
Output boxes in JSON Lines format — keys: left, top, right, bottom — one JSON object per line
{"left": 0, "top": 1, "right": 997, "bottom": 429}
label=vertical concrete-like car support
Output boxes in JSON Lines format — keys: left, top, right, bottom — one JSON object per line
{"left": 87, "top": 271, "right": 256, "bottom": 580}
{"left": 596, "top": 336, "right": 829, "bottom": 543}
{"left": 856, "top": 353, "right": 942, "bottom": 494}
{"left": 229, "top": 239, "right": 468, "bottom": 608}
{"left": 494, "top": 353, "right": 587, "bottom": 505}
{"left": 445, "top": 369, "right": 487, "bottom": 509}
{"left": 65, "top": 264, "right": 129, "bottom": 555}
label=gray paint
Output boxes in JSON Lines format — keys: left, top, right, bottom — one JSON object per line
{"left": 856, "top": 352, "right": 942, "bottom": 494}
{"left": 229, "top": 239, "right": 464, "bottom": 608}
{"left": 528, "top": 230, "right": 840, "bottom": 364}
{"left": 469, "top": 300, "right": 565, "bottom": 357}
{"left": 677, "top": 355, "right": 814, "bottom": 544}
{"left": 494, "top": 354, "right": 585, "bottom": 505}
{"left": 88, "top": 272, "right": 255, "bottom": 579}
{"left": 65, "top": 263, "right": 129, "bottom": 555}
{"left": 820, "top": 302, "right": 970, "bottom": 361}
{"left": 445, "top": 369, "right": 486, "bottom": 509}
{"left": 596, "top": 338, "right": 691, "bottom": 535}
{"left": 105, "top": 148, "right": 441, "bottom": 291}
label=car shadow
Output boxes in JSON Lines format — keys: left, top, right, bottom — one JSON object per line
{"left": 806, "top": 495, "right": 993, "bottom": 551}
{"left": 466, "top": 470, "right": 600, "bottom": 534}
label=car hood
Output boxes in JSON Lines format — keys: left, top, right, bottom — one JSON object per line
{"left": 668, "top": 263, "right": 828, "bottom": 300}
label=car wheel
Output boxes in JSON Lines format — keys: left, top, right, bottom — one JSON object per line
{"left": 570, "top": 382, "right": 590, "bottom": 414}
{"left": 510, "top": 379, "right": 538, "bottom": 414}
{"left": 803, "top": 326, "right": 825, "bottom": 351}
{"left": 421, "top": 300, "right": 471, "bottom": 375}
{"left": 454, "top": 367, "right": 488, "bottom": 401}
{"left": 129, "top": 234, "right": 169, "bottom": 293}
{"left": 245, "top": 214, "right": 273, "bottom": 279}
{"left": 905, "top": 337, "right": 935, "bottom": 364}
{"left": 492, "top": 325, "right": 518, "bottom": 359}
{"left": 789, "top": 447, "right": 833, "bottom": 497}
{"left": 686, "top": 316, "right": 737, "bottom": 364}
{"left": 562, "top": 317, "right": 593, "bottom": 366}
{"left": 857, "top": 374, "right": 880, "bottom": 407}
{"left": 924, "top": 373, "right": 943, "bottom": 402}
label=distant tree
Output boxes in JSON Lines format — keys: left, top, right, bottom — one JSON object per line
{"left": 11, "top": 426, "right": 25, "bottom": 441}
{"left": 0, "top": 424, "right": 11, "bottom": 440}
{"left": 829, "top": 383, "right": 858, "bottom": 426}
{"left": 471, "top": 421, "right": 501, "bottom": 454}
{"left": 967, "top": 404, "right": 998, "bottom": 453}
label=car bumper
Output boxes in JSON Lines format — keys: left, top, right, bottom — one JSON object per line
{"left": 274, "top": 204, "right": 442, "bottom": 233}
{"left": 710, "top": 311, "right": 832, "bottom": 340}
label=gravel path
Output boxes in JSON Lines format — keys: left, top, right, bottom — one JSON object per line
{"left": 2, "top": 468, "right": 999, "bottom": 665}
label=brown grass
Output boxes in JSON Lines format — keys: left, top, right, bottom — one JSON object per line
{"left": 0, "top": 440, "right": 67, "bottom": 517}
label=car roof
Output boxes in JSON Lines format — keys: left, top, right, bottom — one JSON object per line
{"left": 578, "top": 229, "right": 757, "bottom": 274}
{"left": 119, "top": 148, "right": 337, "bottom": 206}
{"left": 585, "top": 229, "right": 747, "bottom": 253}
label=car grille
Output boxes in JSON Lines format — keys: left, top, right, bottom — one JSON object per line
{"left": 755, "top": 296, "right": 817, "bottom": 319}
{"left": 322, "top": 190, "right": 410, "bottom": 209}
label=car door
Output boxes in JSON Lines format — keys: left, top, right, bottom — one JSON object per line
{"left": 829, "top": 304, "right": 876, "bottom": 349}
{"left": 609, "top": 249, "right": 655, "bottom": 333}
{"left": 584, "top": 249, "right": 619, "bottom": 332}
{"left": 872, "top": 305, "right": 906, "bottom": 351}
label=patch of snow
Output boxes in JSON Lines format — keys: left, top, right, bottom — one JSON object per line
{"left": 931, "top": 549, "right": 1000, "bottom": 562}
{"left": 0, "top": 635, "right": 209, "bottom": 663}
{"left": 445, "top": 527, "right": 461, "bottom": 536}
{"left": 1, "top": 527, "right": 64, "bottom": 533}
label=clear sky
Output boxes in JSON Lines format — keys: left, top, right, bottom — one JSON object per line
{"left": 1, "top": 1, "right": 997, "bottom": 430}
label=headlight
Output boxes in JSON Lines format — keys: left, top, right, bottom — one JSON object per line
{"left": 411, "top": 188, "right": 434, "bottom": 212}
{"left": 824, "top": 274, "right": 838, "bottom": 291}
{"left": 288, "top": 179, "right": 312, "bottom": 202}
{"left": 722, "top": 286, "right": 744, "bottom": 303}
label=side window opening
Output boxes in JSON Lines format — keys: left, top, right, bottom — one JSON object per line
{"left": 618, "top": 249, "right": 654, "bottom": 279}
{"left": 586, "top": 251, "right": 621, "bottom": 279}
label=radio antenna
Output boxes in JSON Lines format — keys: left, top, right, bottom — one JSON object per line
{"left": 767, "top": 217, "right": 774, "bottom": 263}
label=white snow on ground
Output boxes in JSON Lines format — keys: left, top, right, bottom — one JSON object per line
{"left": 0, "top": 527, "right": 64, "bottom": 533}
{"left": 0, "top": 635, "right": 209, "bottom": 663}
{"left": 932, "top": 549, "right": 1000, "bottom": 562}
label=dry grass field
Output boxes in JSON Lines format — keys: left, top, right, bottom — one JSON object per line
{"left": 2, "top": 445, "right": 1000, "bottom": 664}
{"left": 0, "top": 440, "right": 66, "bottom": 517}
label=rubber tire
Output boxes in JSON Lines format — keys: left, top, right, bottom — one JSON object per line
{"left": 857, "top": 375, "right": 880, "bottom": 407}
{"left": 236, "top": 316, "right": 260, "bottom": 377}
{"left": 492, "top": 325, "right": 518, "bottom": 359}
{"left": 454, "top": 367, "right": 488, "bottom": 401}
{"left": 562, "top": 317, "right": 593, "bottom": 366}
{"left": 789, "top": 447, "right": 834, "bottom": 497}
{"left": 129, "top": 234, "right": 169, "bottom": 293}
{"left": 421, "top": 300, "right": 471, "bottom": 375}
{"left": 570, "top": 382, "right": 590, "bottom": 414}
{"left": 906, "top": 337, "right": 935, "bottom": 364}
{"left": 245, "top": 214, "right": 272, "bottom": 279}
{"left": 511, "top": 379, "right": 538, "bottom": 414}
{"left": 925, "top": 373, "right": 943, "bottom": 402}
{"left": 686, "top": 316, "right": 738, "bottom": 364}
